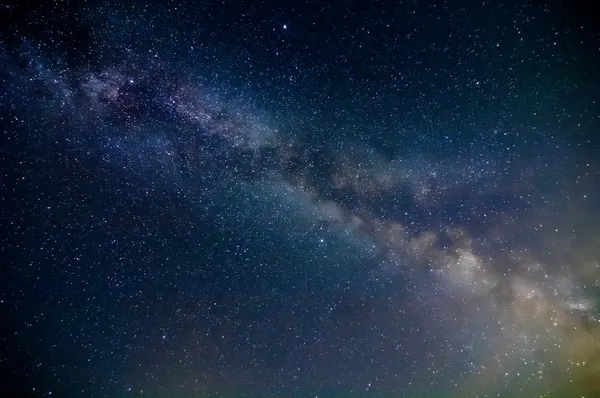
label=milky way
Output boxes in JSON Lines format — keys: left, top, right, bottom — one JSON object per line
{"left": 1, "top": 1, "right": 600, "bottom": 397}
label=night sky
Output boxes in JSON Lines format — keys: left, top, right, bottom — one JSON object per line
{"left": 1, "top": 0, "right": 600, "bottom": 397}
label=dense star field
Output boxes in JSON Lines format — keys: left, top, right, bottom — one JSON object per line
{"left": 1, "top": 0, "right": 599, "bottom": 397}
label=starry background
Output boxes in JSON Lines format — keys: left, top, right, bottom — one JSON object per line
{"left": 1, "top": 0, "right": 600, "bottom": 397}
